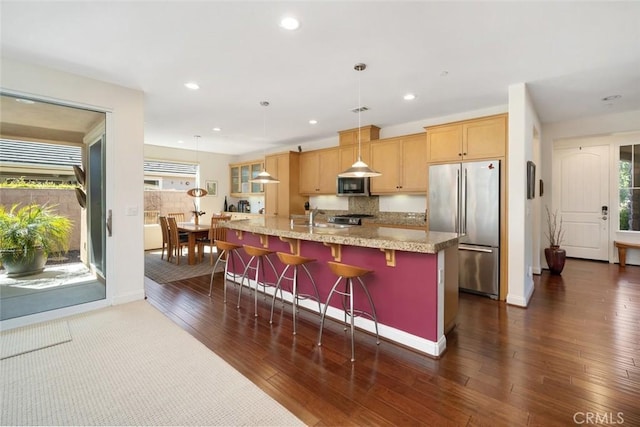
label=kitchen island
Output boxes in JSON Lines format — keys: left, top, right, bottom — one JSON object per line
{"left": 223, "top": 216, "right": 458, "bottom": 358}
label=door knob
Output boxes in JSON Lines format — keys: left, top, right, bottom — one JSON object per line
{"left": 601, "top": 216, "right": 608, "bottom": 220}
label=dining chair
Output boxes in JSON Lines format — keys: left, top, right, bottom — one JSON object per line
{"left": 158, "top": 216, "right": 171, "bottom": 261}
{"left": 167, "top": 212, "right": 185, "bottom": 223}
{"left": 197, "top": 214, "right": 232, "bottom": 265}
{"left": 167, "top": 216, "right": 189, "bottom": 265}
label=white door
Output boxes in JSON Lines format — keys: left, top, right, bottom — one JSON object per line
{"left": 552, "top": 145, "right": 609, "bottom": 260}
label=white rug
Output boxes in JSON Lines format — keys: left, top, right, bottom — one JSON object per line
{"left": 0, "top": 321, "right": 72, "bottom": 359}
{"left": 0, "top": 301, "right": 303, "bottom": 426}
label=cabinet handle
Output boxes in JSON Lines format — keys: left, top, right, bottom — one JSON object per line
{"left": 458, "top": 153, "right": 462, "bottom": 157}
{"left": 463, "top": 152, "right": 467, "bottom": 156}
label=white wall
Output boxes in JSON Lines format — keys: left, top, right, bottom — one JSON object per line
{"left": 542, "top": 110, "right": 640, "bottom": 265}
{"left": 507, "top": 83, "right": 541, "bottom": 307}
{"left": 1, "top": 58, "right": 145, "bottom": 309}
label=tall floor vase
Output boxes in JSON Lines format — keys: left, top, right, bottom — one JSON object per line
{"left": 545, "top": 246, "right": 566, "bottom": 275}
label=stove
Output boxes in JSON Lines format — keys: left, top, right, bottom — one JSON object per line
{"left": 327, "top": 214, "right": 374, "bottom": 226}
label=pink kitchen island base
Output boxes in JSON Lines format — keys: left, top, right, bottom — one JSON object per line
{"left": 223, "top": 217, "right": 459, "bottom": 358}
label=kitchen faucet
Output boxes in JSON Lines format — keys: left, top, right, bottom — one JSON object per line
{"left": 309, "top": 207, "right": 325, "bottom": 226}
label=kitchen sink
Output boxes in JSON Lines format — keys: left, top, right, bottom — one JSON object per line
{"left": 312, "top": 222, "right": 353, "bottom": 229}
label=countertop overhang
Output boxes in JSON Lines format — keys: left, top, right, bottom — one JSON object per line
{"left": 224, "top": 217, "right": 458, "bottom": 254}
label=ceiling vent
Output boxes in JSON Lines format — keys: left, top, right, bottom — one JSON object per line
{"left": 351, "top": 106, "right": 369, "bottom": 113}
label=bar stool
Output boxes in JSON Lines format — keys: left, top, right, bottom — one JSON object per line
{"left": 239, "top": 245, "right": 280, "bottom": 317}
{"left": 269, "top": 252, "right": 322, "bottom": 335}
{"left": 317, "top": 261, "right": 380, "bottom": 362}
{"left": 209, "top": 240, "right": 246, "bottom": 301}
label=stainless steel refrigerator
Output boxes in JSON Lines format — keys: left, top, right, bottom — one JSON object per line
{"left": 429, "top": 160, "right": 500, "bottom": 298}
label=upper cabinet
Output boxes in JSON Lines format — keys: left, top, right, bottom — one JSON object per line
{"left": 339, "top": 142, "right": 371, "bottom": 171}
{"left": 299, "top": 147, "right": 340, "bottom": 195}
{"left": 426, "top": 114, "right": 507, "bottom": 163}
{"left": 230, "top": 160, "right": 263, "bottom": 196}
{"left": 338, "top": 125, "right": 380, "bottom": 146}
{"left": 370, "top": 133, "right": 428, "bottom": 194}
{"left": 338, "top": 125, "right": 377, "bottom": 177}
{"left": 264, "top": 151, "right": 306, "bottom": 217}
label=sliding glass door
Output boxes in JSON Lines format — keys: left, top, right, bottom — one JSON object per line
{"left": 0, "top": 93, "right": 108, "bottom": 324}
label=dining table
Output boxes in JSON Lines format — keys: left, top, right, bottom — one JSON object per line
{"left": 177, "top": 222, "right": 210, "bottom": 265}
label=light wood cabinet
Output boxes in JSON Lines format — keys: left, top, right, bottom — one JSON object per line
{"left": 338, "top": 125, "right": 380, "bottom": 146}
{"left": 264, "top": 151, "right": 306, "bottom": 217}
{"left": 299, "top": 147, "right": 340, "bottom": 194}
{"left": 339, "top": 142, "right": 371, "bottom": 171}
{"left": 426, "top": 114, "right": 507, "bottom": 163}
{"left": 370, "top": 133, "right": 427, "bottom": 194}
{"left": 229, "top": 160, "right": 263, "bottom": 196}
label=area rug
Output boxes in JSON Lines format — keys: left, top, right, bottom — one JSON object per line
{"left": 0, "top": 300, "right": 303, "bottom": 426}
{"left": 0, "top": 321, "right": 71, "bottom": 360}
{"left": 144, "top": 250, "right": 221, "bottom": 284}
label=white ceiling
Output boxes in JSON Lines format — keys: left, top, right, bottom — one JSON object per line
{"left": 1, "top": 1, "right": 639, "bottom": 155}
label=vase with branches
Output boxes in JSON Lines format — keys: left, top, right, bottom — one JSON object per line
{"left": 544, "top": 206, "right": 566, "bottom": 274}
{"left": 191, "top": 201, "right": 206, "bottom": 225}
{"left": 545, "top": 206, "right": 565, "bottom": 248}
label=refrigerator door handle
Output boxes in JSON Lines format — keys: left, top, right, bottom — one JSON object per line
{"left": 463, "top": 168, "right": 468, "bottom": 234}
{"left": 459, "top": 244, "right": 493, "bottom": 253}
{"left": 455, "top": 169, "right": 460, "bottom": 233}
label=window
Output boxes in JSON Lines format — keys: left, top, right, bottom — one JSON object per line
{"left": 143, "top": 160, "right": 197, "bottom": 191}
{"left": 143, "top": 159, "right": 199, "bottom": 225}
{"left": 619, "top": 145, "right": 640, "bottom": 231}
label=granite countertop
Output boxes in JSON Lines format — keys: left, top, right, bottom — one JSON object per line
{"left": 224, "top": 216, "right": 457, "bottom": 254}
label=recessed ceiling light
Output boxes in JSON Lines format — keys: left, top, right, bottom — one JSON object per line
{"left": 15, "top": 98, "right": 35, "bottom": 104}
{"left": 184, "top": 82, "right": 200, "bottom": 90}
{"left": 602, "top": 95, "right": 621, "bottom": 102}
{"left": 280, "top": 16, "right": 300, "bottom": 30}
{"left": 178, "top": 140, "right": 184, "bottom": 144}
{"left": 213, "top": 127, "right": 221, "bottom": 132}
{"left": 309, "top": 119, "right": 318, "bottom": 125}
{"left": 403, "top": 94, "right": 416, "bottom": 101}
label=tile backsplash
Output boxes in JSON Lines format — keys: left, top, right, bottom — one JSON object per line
{"left": 312, "top": 195, "right": 427, "bottom": 227}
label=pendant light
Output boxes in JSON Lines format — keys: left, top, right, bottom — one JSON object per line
{"left": 250, "top": 101, "right": 280, "bottom": 184}
{"left": 338, "top": 63, "right": 381, "bottom": 178}
{"left": 187, "top": 135, "right": 208, "bottom": 197}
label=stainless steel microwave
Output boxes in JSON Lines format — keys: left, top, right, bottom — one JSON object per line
{"left": 336, "top": 176, "right": 370, "bottom": 196}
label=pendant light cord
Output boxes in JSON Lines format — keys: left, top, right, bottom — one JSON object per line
{"left": 261, "top": 101, "right": 269, "bottom": 172}
{"left": 357, "top": 65, "right": 362, "bottom": 161}
{"left": 354, "top": 63, "right": 366, "bottom": 161}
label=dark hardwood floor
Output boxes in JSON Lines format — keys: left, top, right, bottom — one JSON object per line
{"left": 144, "top": 259, "right": 640, "bottom": 426}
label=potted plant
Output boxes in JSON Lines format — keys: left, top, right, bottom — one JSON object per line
{"left": 0, "top": 203, "right": 72, "bottom": 277}
{"left": 544, "top": 206, "right": 566, "bottom": 275}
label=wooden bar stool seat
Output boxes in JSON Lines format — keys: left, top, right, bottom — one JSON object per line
{"left": 318, "top": 261, "right": 380, "bottom": 362}
{"left": 209, "top": 240, "right": 246, "bottom": 301}
{"left": 327, "top": 262, "right": 371, "bottom": 279}
{"left": 269, "top": 252, "right": 321, "bottom": 335}
{"left": 239, "top": 245, "right": 280, "bottom": 317}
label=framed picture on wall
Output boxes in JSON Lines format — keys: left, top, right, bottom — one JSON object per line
{"left": 527, "top": 161, "right": 536, "bottom": 200}
{"left": 205, "top": 180, "right": 218, "bottom": 196}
